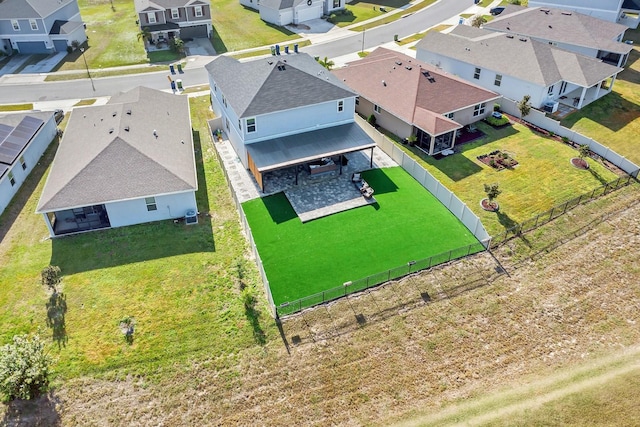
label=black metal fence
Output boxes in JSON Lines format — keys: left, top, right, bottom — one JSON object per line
{"left": 489, "top": 175, "right": 635, "bottom": 249}
{"left": 275, "top": 241, "right": 487, "bottom": 317}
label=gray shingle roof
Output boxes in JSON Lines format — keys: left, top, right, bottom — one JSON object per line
{"left": 484, "top": 7, "right": 633, "bottom": 55}
{"left": 260, "top": 0, "right": 307, "bottom": 10}
{"left": 0, "top": 0, "right": 76, "bottom": 19}
{"left": 49, "top": 20, "right": 84, "bottom": 35}
{"left": 37, "top": 87, "right": 197, "bottom": 213}
{"left": 134, "top": 0, "right": 208, "bottom": 12}
{"left": 416, "top": 27, "right": 622, "bottom": 87}
{"left": 205, "top": 53, "right": 356, "bottom": 118}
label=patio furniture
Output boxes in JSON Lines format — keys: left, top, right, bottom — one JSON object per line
{"left": 354, "top": 177, "right": 374, "bottom": 199}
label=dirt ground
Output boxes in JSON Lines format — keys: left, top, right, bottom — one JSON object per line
{"left": 2, "top": 185, "right": 640, "bottom": 426}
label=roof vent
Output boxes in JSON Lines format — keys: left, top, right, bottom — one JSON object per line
{"left": 382, "top": 80, "right": 386, "bottom": 86}
{"left": 548, "top": 25, "right": 552, "bottom": 28}
{"left": 124, "top": 126, "right": 130, "bottom": 132}
{"left": 268, "top": 61, "right": 273, "bottom": 65}
{"left": 395, "top": 61, "right": 402, "bottom": 65}
{"left": 561, "top": 11, "right": 572, "bottom": 15}
{"left": 422, "top": 70, "right": 430, "bottom": 76}
{"left": 108, "top": 128, "right": 114, "bottom": 134}
{"left": 519, "top": 37, "right": 527, "bottom": 42}
{"left": 112, "top": 112, "right": 117, "bottom": 117}
{"left": 153, "top": 130, "right": 158, "bottom": 138}
{"left": 506, "top": 34, "right": 514, "bottom": 38}
{"left": 181, "top": 140, "right": 184, "bottom": 144}
{"left": 465, "top": 47, "right": 471, "bottom": 51}
{"left": 405, "top": 66, "right": 412, "bottom": 70}
{"left": 506, "top": 26, "right": 510, "bottom": 30}
{"left": 126, "top": 109, "right": 132, "bottom": 115}
{"left": 428, "top": 77, "right": 436, "bottom": 83}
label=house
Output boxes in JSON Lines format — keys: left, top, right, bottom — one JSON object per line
{"left": 332, "top": 48, "right": 501, "bottom": 156}
{"left": 36, "top": 87, "right": 198, "bottom": 238}
{"left": 529, "top": 0, "right": 640, "bottom": 28}
{"left": 205, "top": 53, "right": 376, "bottom": 191}
{"left": 134, "top": 0, "right": 212, "bottom": 45}
{"left": 240, "top": 0, "right": 345, "bottom": 26}
{"left": 0, "top": 0, "right": 87, "bottom": 55}
{"left": 483, "top": 6, "right": 634, "bottom": 66}
{"left": 416, "top": 26, "right": 623, "bottom": 111}
{"left": 0, "top": 112, "right": 56, "bottom": 217}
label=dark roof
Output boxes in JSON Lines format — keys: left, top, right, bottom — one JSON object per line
{"left": 485, "top": 7, "right": 633, "bottom": 54}
{"left": 0, "top": 0, "right": 75, "bottom": 19}
{"left": 333, "top": 48, "right": 499, "bottom": 135}
{"left": 49, "top": 20, "right": 84, "bottom": 35}
{"left": 144, "top": 22, "right": 181, "bottom": 32}
{"left": 205, "top": 53, "right": 356, "bottom": 118}
{"left": 0, "top": 111, "right": 52, "bottom": 180}
{"left": 417, "top": 27, "right": 622, "bottom": 87}
{"left": 37, "top": 87, "right": 197, "bottom": 212}
{"left": 246, "top": 123, "right": 375, "bottom": 172}
{"left": 135, "top": 0, "right": 207, "bottom": 11}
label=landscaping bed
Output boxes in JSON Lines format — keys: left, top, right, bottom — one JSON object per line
{"left": 477, "top": 150, "right": 519, "bottom": 170}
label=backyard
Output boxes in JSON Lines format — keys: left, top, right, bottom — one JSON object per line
{"left": 242, "top": 167, "right": 482, "bottom": 305}
{"left": 397, "top": 120, "right": 621, "bottom": 235}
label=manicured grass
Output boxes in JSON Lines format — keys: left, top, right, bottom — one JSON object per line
{"left": 560, "top": 40, "right": 640, "bottom": 165}
{"left": 350, "top": 0, "right": 437, "bottom": 31}
{"left": 0, "top": 103, "right": 33, "bottom": 112}
{"left": 331, "top": 0, "right": 411, "bottom": 27}
{"left": 0, "top": 95, "right": 273, "bottom": 381}
{"left": 395, "top": 25, "right": 451, "bottom": 46}
{"left": 397, "top": 121, "right": 620, "bottom": 236}
{"left": 73, "top": 99, "right": 96, "bottom": 106}
{"left": 229, "top": 41, "right": 311, "bottom": 59}
{"left": 45, "top": 65, "right": 168, "bottom": 82}
{"left": 242, "top": 167, "right": 482, "bottom": 305}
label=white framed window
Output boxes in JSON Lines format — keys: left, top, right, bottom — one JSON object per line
{"left": 473, "top": 67, "right": 481, "bottom": 79}
{"left": 374, "top": 104, "right": 381, "bottom": 113}
{"left": 194, "top": 6, "right": 203, "bottom": 17}
{"left": 147, "top": 12, "right": 156, "bottom": 24}
{"left": 473, "top": 103, "right": 486, "bottom": 117}
{"left": 145, "top": 197, "right": 157, "bottom": 211}
{"left": 355, "top": 97, "right": 359, "bottom": 105}
{"left": 337, "top": 100, "right": 344, "bottom": 112}
{"left": 246, "top": 118, "right": 256, "bottom": 133}
{"left": 19, "top": 156, "right": 26, "bottom": 170}
{"left": 222, "top": 94, "right": 227, "bottom": 108}
{"left": 29, "top": 19, "right": 38, "bottom": 31}
{"left": 8, "top": 171, "right": 16, "bottom": 186}
{"left": 444, "top": 112, "right": 454, "bottom": 119}
{"left": 238, "top": 119, "right": 242, "bottom": 131}
{"left": 333, "top": 0, "right": 340, "bottom": 7}
{"left": 560, "top": 81, "right": 567, "bottom": 94}
{"left": 225, "top": 118, "right": 230, "bottom": 131}
{"left": 171, "top": 8, "right": 179, "bottom": 19}
{"left": 12, "top": 20, "right": 20, "bottom": 31}
{"left": 494, "top": 74, "right": 502, "bottom": 87}
{"left": 547, "top": 84, "right": 554, "bottom": 95}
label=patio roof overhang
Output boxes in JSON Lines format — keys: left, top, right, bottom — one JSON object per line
{"left": 246, "top": 122, "right": 376, "bottom": 173}
{"left": 146, "top": 22, "right": 180, "bottom": 33}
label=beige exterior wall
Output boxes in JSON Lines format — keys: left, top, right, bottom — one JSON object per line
{"left": 356, "top": 98, "right": 413, "bottom": 139}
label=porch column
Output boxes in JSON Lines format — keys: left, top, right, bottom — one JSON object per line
{"left": 577, "top": 87, "right": 587, "bottom": 109}
{"left": 429, "top": 135, "right": 435, "bottom": 156}
{"left": 594, "top": 81, "right": 602, "bottom": 101}
{"left": 609, "top": 74, "right": 617, "bottom": 92}
{"left": 42, "top": 213, "right": 55, "bottom": 238}
{"left": 450, "top": 129, "right": 458, "bottom": 149}
{"left": 370, "top": 147, "right": 374, "bottom": 168}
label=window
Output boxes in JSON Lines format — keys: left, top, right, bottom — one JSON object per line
{"left": 473, "top": 103, "right": 486, "bottom": 117}
{"left": 171, "top": 8, "right": 179, "bottom": 19}
{"left": 19, "top": 156, "right": 26, "bottom": 170}
{"left": 333, "top": 0, "right": 340, "bottom": 7}
{"left": 29, "top": 19, "right": 38, "bottom": 31}
{"left": 225, "top": 118, "right": 230, "bottom": 131}
{"left": 355, "top": 97, "right": 359, "bottom": 105}
{"left": 494, "top": 74, "right": 502, "bottom": 87}
{"left": 145, "top": 197, "right": 157, "bottom": 211}
{"left": 238, "top": 119, "right": 242, "bottom": 131}
{"left": 444, "top": 112, "right": 454, "bottom": 119}
{"left": 547, "top": 84, "right": 554, "bottom": 95}
{"left": 8, "top": 171, "right": 15, "bottom": 186}
{"left": 374, "top": 104, "right": 381, "bottom": 113}
{"left": 560, "top": 81, "right": 567, "bottom": 94}
{"left": 246, "top": 118, "right": 256, "bottom": 133}
{"left": 194, "top": 6, "right": 203, "bottom": 17}
{"left": 12, "top": 20, "right": 20, "bottom": 31}
{"left": 337, "top": 100, "right": 344, "bottom": 112}
{"left": 473, "top": 67, "right": 481, "bottom": 80}
{"left": 147, "top": 12, "right": 156, "bottom": 24}
{"left": 222, "top": 94, "right": 227, "bottom": 108}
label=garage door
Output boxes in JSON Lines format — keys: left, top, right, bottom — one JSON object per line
{"left": 53, "top": 39, "right": 68, "bottom": 53}
{"left": 295, "top": 5, "right": 322, "bottom": 23}
{"left": 180, "top": 25, "right": 207, "bottom": 39}
{"left": 16, "top": 41, "right": 48, "bottom": 54}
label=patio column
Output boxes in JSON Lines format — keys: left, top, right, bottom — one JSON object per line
{"left": 577, "top": 87, "right": 587, "bottom": 109}
{"left": 609, "top": 74, "right": 617, "bottom": 91}
{"left": 450, "top": 129, "right": 458, "bottom": 150}
{"left": 594, "top": 80, "right": 602, "bottom": 101}
{"left": 370, "top": 147, "right": 374, "bottom": 168}
{"left": 42, "top": 213, "right": 54, "bottom": 238}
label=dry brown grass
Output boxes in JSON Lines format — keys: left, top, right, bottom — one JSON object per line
{"left": 2, "top": 184, "right": 640, "bottom": 425}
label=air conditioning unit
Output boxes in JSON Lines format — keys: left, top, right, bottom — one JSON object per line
{"left": 185, "top": 209, "right": 198, "bottom": 225}
{"left": 543, "top": 101, "right": 559, "bottom": 113}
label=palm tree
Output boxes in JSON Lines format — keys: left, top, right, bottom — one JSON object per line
{"left": 318, "top": 56, "right": 335, "bottom": 70}
{"left": 137, "top": 27, "right": 152, "bottom": 45}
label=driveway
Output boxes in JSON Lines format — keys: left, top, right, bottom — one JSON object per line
{"left": 184, "top": 38, "right": 216, "bottom": 56}
{"left": 0, "top": 52, "right": 67, "bottom": 76}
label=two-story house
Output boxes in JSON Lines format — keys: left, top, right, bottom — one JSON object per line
{"left": 332, "top": 48, "right": 501, "bottom": 156}
{"left": 205, "top": 53, "right": 376, "bottom": 192}
{"left": 0, "top": 0, "right": 87, "bottom": 55}
{"left": 483, "top": 6, "right": 634, "bottom": 67}
{"left": 416, "top": 26, "right": 623, "bottom": 111}
{"left": 240, "top": 0, "right": 345, "bottom": 27}
{"left": 134, "top": 0, "right": 212, "bottom": 44}
{"left": 529, "top": 0, "right": 640, "bottom": 28}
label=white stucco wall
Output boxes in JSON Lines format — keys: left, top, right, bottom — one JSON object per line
{"left": 105, "top": 191, "right": 197, "bottom": 228}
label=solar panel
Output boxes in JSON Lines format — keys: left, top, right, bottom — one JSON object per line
{"left": 0, "top": 116, "right": 44, "bottom": 165}
{"left": 0, "top": 124, "right": 12, "bottom": 144}
{"left": 0, "top": 164, "right": 8, "bottom": 179}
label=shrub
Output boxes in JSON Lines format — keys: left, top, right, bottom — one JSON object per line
{"left": 562, "top": 136, "right": 570, "bottom": 143}
{"left": 493, "top": 103, "right": 501, "bottom": 112}
{"left": 367, "top": 114, "right": 376, "bottom": 126}
{"left": 485, "top": 115, "right": 509, "bottom": 127}
{"left": 0, "top": 333, "right": 52, "bottom": 402}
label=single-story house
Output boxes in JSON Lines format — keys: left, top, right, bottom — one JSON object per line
{"left": 36, "top": 87, "right": 198, "bottom": 237}
{"left": 332, "top": 48, "right": 501, "bottom": 155}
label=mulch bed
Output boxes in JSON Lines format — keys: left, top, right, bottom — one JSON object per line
{"left": 477, "top": 150, "right": 518, "bottom": 171}
{"left": 480, "top": 198, "right": 499, "bottom": 212}
{"left": 571, "top": 157, "right": 589, "bottom": 170}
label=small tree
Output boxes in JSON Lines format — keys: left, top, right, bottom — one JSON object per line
{"left": 137, "top": 27, "right": 151, "bottom": 44}
{"left": 517, "top": 95, "right": 531, "bottom": 119}
{"left": 578, "top": 144, "right": 590, "bottom": 160}
{"left": 170, "top": 37, "right": 185, "bottom": 54}
{"left": 471, "top": 14, "right": 486, "bottom": 28}
{"left": 41, "top": 265, "right": 61, "bottom": 293}
{"left": 367, "top": 114, "right": 376, "bottom": 126}
{"left": 317, "top": 56, "right": 335, "bottom": 70}
{"left": 484, "top": 183, "right": 502, "bottom": 208}
{"left": 0, "top": 333, "right": 52, "bottom": 402}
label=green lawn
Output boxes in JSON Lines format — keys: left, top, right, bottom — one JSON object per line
{"left": 242, "top": 167, "right": 482, "bottom": 305}
{"left": 397, "top": 121, "right": 620, "bottom": 236}
{"left": 0, "top": 103, "right": 33, "bottom": 111}
{"left": 0, "top": 95, "right": 274, "bottom": 381}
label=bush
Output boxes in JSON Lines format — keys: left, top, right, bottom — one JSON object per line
{"left": 493, "top": 103, "right": 501, "bottom": 112}
{"left": 0, "top": 334, "right": 52, "bottom": 402}
{"left": 367, "top": 114, "right": 376, "bottom": 126}
{"left": 485, "top": 115, "right": 509, "bottom": 127}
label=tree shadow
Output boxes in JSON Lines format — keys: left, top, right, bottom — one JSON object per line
{"left": 361, "top": 168, "right": 399, "bottom": 194}
{"left": 244, "top": 292, "right": 266, "bottom": 345}
{"left": 560, "top": 91, "right": 640, "bottom": 132}
{"left": 589, "top": 165, "right": 612, "bottom": 186}
{"left": 210, "top": 27, "right": 228, "bottom": 54}
{"left": 1, "top": 391, "right": 62, "bottom": 426}
{"left": 46, "top": 292, "right": 68, "bottom": 349}
{"left": 261, "top": 193, "right": 299, "bottom": 224}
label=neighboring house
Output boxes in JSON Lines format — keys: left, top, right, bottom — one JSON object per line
{"left": 36, "top": 87, "right": 198, "bottom": 238}
{"left": 529, "top": 0, "right": 640, "bottom": 28}
{"left": 134, "top": 0, "right": 212, "bottom": 45}
{"left": 416, "top": 26, "right": 623, "bottom": 111}
{"left": 240, "top": 0, "right": 345, "bottom": 26}
{"left": 0, "top": 111, "right": 56, "bottom": 217}
{"left": 205, "top": 53, "right": 376, "bottom": 191}
{"left": 483, "top": 6, "right": 634, "bottom": 66}
{"left": 332, "top": 48, "right": 501, "bottom": 156}
{"left": 0, "top": 0, "right": 87, "bottom": 55}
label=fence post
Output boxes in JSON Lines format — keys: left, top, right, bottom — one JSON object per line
{"left": 562, "top": 200, "right": 569, "bottom": 215}
{"left": 548, "top": 207, "right": 555, "bottom": 222}
{"left": 533, "top": 213, "right": 540, "bottom": 228}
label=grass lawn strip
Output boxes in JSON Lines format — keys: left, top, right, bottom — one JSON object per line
{"left": 242, "top": 167, "right": 481, "bottom": 304}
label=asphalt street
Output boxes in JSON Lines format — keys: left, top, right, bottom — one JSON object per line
{"left": 0, "top": 0, "right": 473, "bottom": 104}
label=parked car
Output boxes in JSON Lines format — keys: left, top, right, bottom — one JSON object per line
{"left": 490, "top": 6, "right": 505, "bottom": 15}
{"left": 54, "top": 109, "right": 64, "bottom": 124}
